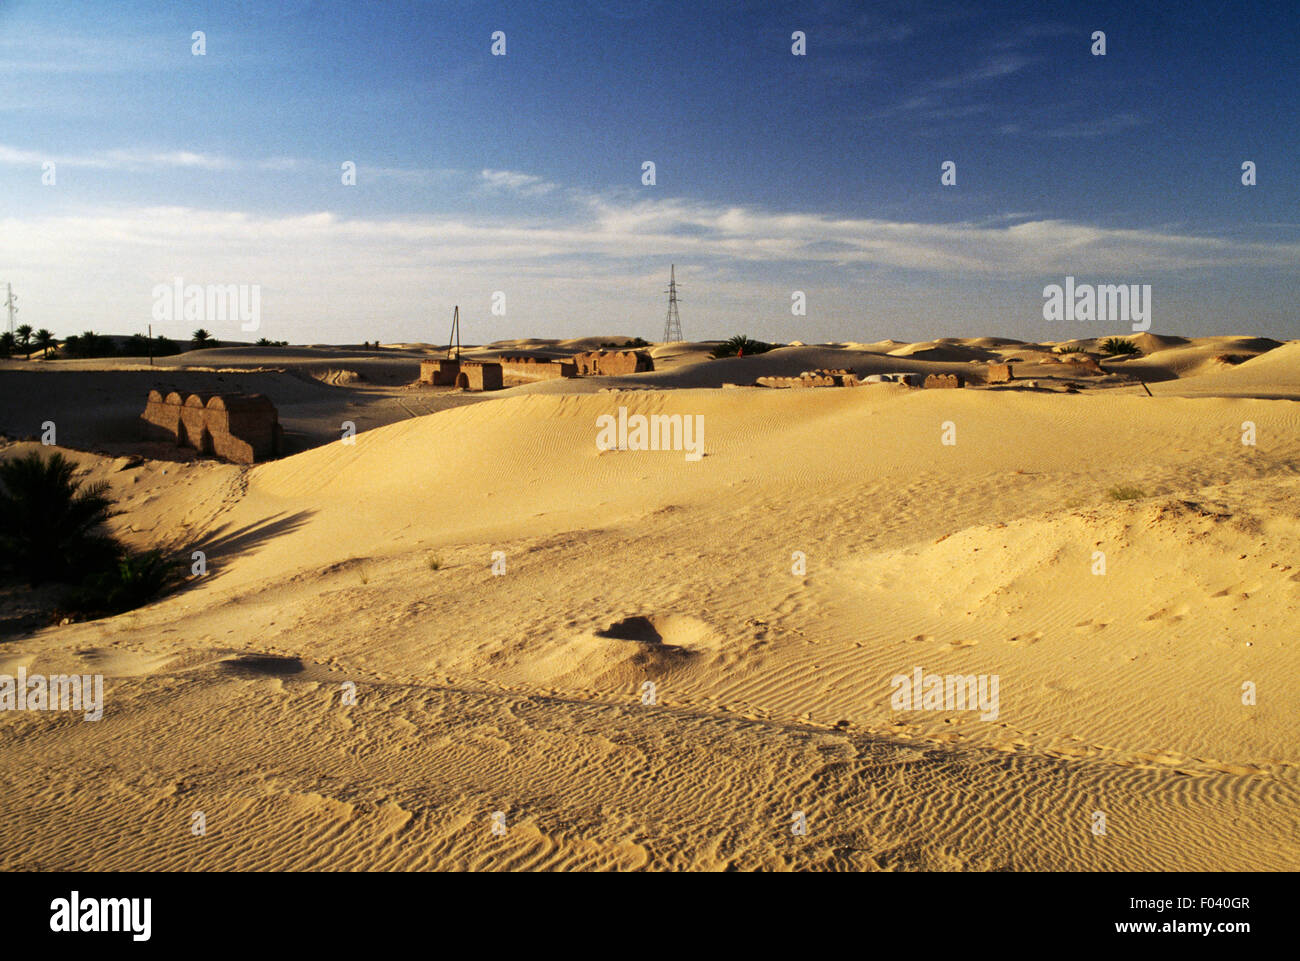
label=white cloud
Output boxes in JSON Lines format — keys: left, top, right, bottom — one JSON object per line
{"left": 479, "top": 169, "right": 557, "bottom": 196}
{"left": 0, "top": 181, "right": 1295, "bottom": 340}
{"left": 0, "top": 143, "right": 235, "bottom": 171}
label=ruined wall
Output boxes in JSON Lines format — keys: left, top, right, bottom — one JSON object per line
{"left": 139, "top": 391, "right": 282, "bottom": 463}
{"left": 1059, "top": 353, "right": 1103, "bottom": 374}
{"left": 205, "top": 395, "right": 281, "bottom": 464}
{"left": 986, "top": 363, "right": 1013, "bottom": 384}
{"left": 923, "top": 373, "right": 965, "bottom": 389}
{"left": 862, "top": 373, "right": 923, "bottom": 386}
{"left": 141, "top": 389, "right": 182, "bottom": 442}
{"left": 419, "top": 359, "right": 461, "bottom": 386}
{"left": 498, "top": 357, "right": 576, "bottom": 381}
{"left": 755, "top": 369, "right": 860, "bottom": 389}
{"left": 454, "top": 362, "right": 504, "bottom": 391}
{"left": 180, "top": 393, "right": 216, "bottom": 451}
{"left": 575, "top": 350, "right": 654, "bottom": 376}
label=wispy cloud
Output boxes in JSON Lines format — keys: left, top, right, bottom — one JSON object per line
{"left": 4, "top": 180, "right": 1295, "bottom": 282}
{"left": 479, "top": 169, "right": 558, "bottom": 196}
{"left": 999, "top": 112, "right": 1145, "bottom": 139}
{"left": 0, "top": 144, "right": 460, "bottom": 179}
{"left": 866, "top": 53, "right": 1035, "bottom": 120}
{"left": 0, "top": 144, "right": 236, "bottom": 171}
{"left": 2, "top": 180, "right": 1295, "bottom": 340}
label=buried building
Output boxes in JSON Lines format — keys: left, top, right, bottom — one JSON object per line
{"left": 141, "top": 390, "right": 283, "bottom": 463}
{"left": 756, "top": 368, "right": 861, "bottom": 389}
{"left": 496, "top": 355, "right": 577, "bottom": 382}
{"left": 419, "top": 358, "right": 462, "bottom": 386}
{"left": 421, "top": 350, "right": 649, "bottom": 390}
{"left": 985, "top": 363, "right": 1014, "bottom": 384}
{"left": 862, "top": 372, "right": 924, "bottom": 386}
{"left": 418, "top": 358, "right": 504, "bottom": 391}
{"left": 575, "top": 350, "right": 655, "bottom": 376}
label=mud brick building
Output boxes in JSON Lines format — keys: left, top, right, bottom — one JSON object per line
{"left": 986, "top": 363, "right": 1014, "bottom": 384}
{"left": 141, "top": 390, "right": 282, "bottom": 463}
{"left": 756, "top": 368, "right": 860, "bottom": 388}
{"left": 574, "top": 350, "right": 654, "bottom": 376}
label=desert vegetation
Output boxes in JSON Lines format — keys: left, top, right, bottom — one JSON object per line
{"left": 0, "top": 450, "right": 185, "bottom": 619}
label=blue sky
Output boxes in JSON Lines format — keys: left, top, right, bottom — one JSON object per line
{"left": 1, "top": 0, "right": 1297, "bottom": 344}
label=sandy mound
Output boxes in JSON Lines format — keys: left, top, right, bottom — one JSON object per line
{"left": 1, "top": 334, "right": 1296, "bottom": 871}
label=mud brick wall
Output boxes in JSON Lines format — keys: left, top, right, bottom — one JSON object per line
{"left": 575, "top": 350, "right": 654, "bottom": 376}
{"left": 141, "top": 389, "right": 183, "bottom": 442}
{"left": 205, "top": 395, "right": 281, "bottom": 463}
{"left": 420, "top": 359, "right": 461, "bottom": 385}
{"left": 455, "top": 363, "right": 504, "bottom": 391}
{"left": 756, "top": 370, "right": 859, "bottom": 389}
{"left": 139, "top": 391, "right": 282, "bottom": 463}
{"left": 498, "top": 357, "right": 577, "bottom": 381}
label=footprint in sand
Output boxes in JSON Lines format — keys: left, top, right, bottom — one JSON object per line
{"left": 1004, "top": 631, "right": 1043, "bottom": 646}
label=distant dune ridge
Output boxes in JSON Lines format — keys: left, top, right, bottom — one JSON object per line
{"left": 0, "top": 332, "right": 1296, "bottom": 870}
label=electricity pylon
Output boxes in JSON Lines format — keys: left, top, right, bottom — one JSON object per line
{"left": 663, "top": 265, "right": 682, "bottom": 342}
{"left": 3, "top": 284, "right": 16, "bottom": 336}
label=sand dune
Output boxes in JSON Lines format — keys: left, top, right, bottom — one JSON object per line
{"left": 1, "top": 334, "right": 1296, "bottom": 870}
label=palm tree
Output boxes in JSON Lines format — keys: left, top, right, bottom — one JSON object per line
{"left": 0, "top": 331, "right": 13, "bottom": 358}
{"left": 0, "top": 451, "right": 121, "bottom": 585}
{"left": 1099, "top": 337, "right": 1140, "bottom": 356}
{"left": 33, "top": 328, "right": 56, "bottom": 358}
{"left": 15, "top": 324, "right": 32, "bottom": 359}
{"left": 710, "top": 334, "right": 775, "bottom": 359}
{"left": 191, "top": 328, "right": 214, "bottom": 349}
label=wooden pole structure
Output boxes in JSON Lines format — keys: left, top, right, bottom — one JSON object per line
{"left": 446, "top": 305, "right": 461, "bottom": 360}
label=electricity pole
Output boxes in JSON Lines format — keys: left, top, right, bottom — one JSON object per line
{"left": 446, "top": 305, "right": 461, "bottom": 360}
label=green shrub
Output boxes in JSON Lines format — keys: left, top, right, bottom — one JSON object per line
{"left": 67, "top": 549, "right": 186, "bottom": 616}
{"left": 1099, "top": 337, "right": 1140, "bottom": 356}
{"left": 710, "top": 334, "right": 777, "bottom": 359}
{"left": 0, "top": 451, "right": 120, "bottom": 585}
